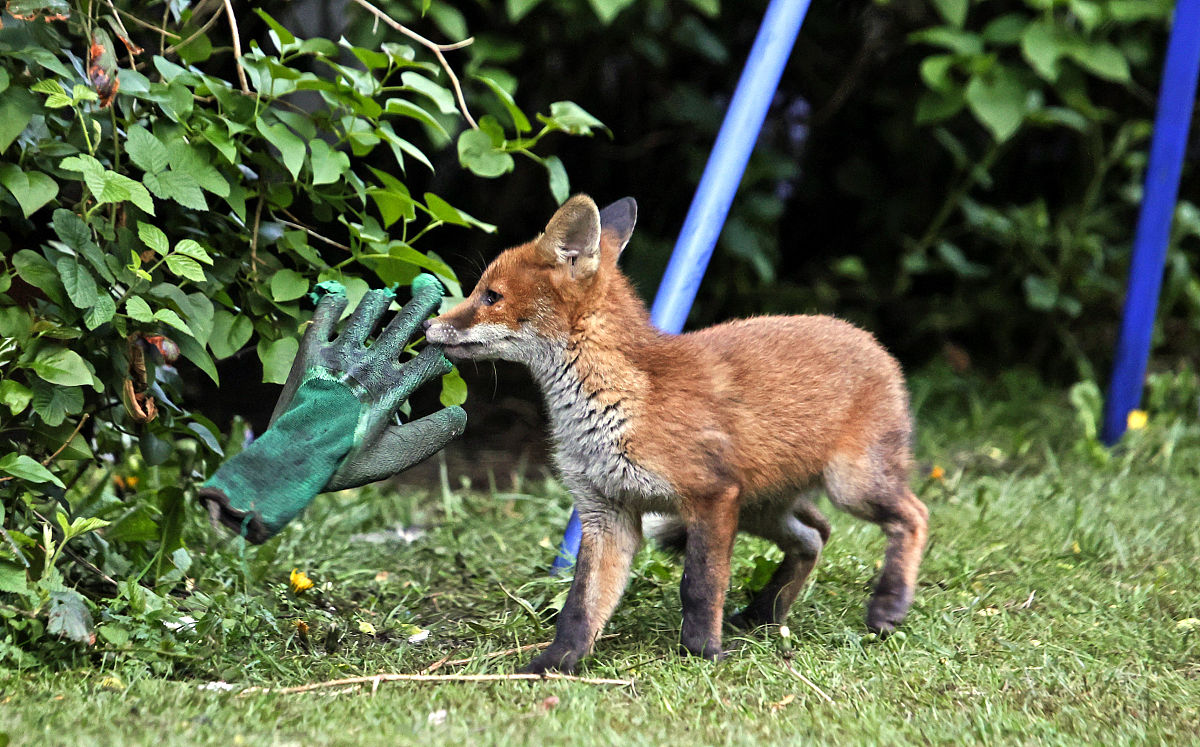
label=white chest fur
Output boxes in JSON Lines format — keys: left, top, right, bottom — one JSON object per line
{"left": 529, "top": 346, "right": 673, "bottom": 505}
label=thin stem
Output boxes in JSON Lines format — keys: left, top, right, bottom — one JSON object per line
{"left": 222, "top": 0, "right": 250, "bottom": 94}
{"left": 163, "top": 5, "right": 224, "bottom": 57}
{"left": 347, "top": 0, "right": 477, "bottom": 129}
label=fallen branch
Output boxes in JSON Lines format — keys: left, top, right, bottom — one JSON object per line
{"left": 783, "top": 659, "right": 835, "bottom": 705}
{"left": 347, "top": 0, "right": 477, "bottom": 129}
{"left": 423, "top": 641, "right": 552, "bottom": 674}
{"left": 423, "top": 634, "right": 619, "bottom": 674}
{"left": 240, "top": 671, "right": 634, "bottom": 695}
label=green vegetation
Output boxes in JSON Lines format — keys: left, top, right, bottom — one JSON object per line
{"left": 3, "top": 368, "right": 1198, "bottom": 745}
{"left": 0, "top": 0, "right": 599, "bottom": 650}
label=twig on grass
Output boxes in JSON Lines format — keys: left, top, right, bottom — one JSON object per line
{"left": 221, "top": 0, "right": 250, "bottom": 94}
{"left": 423, "top": 634, "right": 618, "bottom": 674}
{"left": 783, "top": 660, "right": 835, "bottom": 705}
{"left": 346, "top": 0, "right": 478, "bottom": 129}
{"left": 422, "top": 641, "right": 552, "bottom": 674}
{"left": 240, "top": 671, "right": 634, "bottom": 696}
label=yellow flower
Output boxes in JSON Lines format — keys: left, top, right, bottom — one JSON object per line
{"left": 289, "top": 568, "right": 314, "bottom": 593}
{"left": 1126, "top": 409, "right": 1148, "bottom": 430}
{"left": 930, "top": 465, "right": 945, "bottom": 480}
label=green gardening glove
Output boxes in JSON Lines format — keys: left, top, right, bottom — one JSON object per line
{"left": 197, "top": 274, "right": 467, "bottom": 543}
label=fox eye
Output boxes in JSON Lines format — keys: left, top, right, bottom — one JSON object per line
{"left": 482, "top": 288, "right": 502, "bottom": 306}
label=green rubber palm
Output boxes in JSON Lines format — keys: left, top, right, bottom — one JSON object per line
{"left": 198, "top": 274, "right": 467, "bottom": 543}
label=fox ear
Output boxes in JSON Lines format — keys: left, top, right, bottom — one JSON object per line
{"left": 599, "top": 197, "right": 637, "bottom": 260}
{"left": 538, "top": 194, "right": 601, "bottom": 279}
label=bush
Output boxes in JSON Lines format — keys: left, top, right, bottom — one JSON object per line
{"left": 0, "top": 0, "right": 598, "bottom": 662}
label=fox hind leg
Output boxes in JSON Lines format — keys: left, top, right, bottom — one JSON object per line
{"left": 823, "top": 433, "right": 928, "bottom": 634}
{"left": 730, "top": 498, "right": 830, "bottom": 630}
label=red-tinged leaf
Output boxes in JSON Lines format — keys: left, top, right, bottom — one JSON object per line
{"left": 88, "top": 29, "right": 120, "bottom": 108}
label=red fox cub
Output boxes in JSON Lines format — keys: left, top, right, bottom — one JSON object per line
{"left": 424, "top": 195, "right": 929, "bottom": 674}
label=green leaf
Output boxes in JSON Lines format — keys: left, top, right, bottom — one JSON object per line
{"left": 383, "top": 99, "right": 451, "bottom": 141}
{"left": 271, "top": 269, "right": 310, "bottom": 302}
{"left": 541, "top": 101, "right": 606, "bottom": 136}
{"left": 173, "top": 239, "right": 213, "bottom": 265}
{"left": 165, "top": 254, "right": 207, "bottom": 283}
{"left": 424, "top": 193, "right": 496, "bottom": 232}
{"left": 152, "top": 308, "right": 191, "bottom": 335}
{"left": 125, "top": 125, "right": 169, "bottom": 174}
{"left": 32, "top": 78, "right": 71, "bottom": 108}
{"left": 0, "top": 165, "right": 59, "bottom": 218}
{"left": 0, "top": 88, "right": 38, "bottom": 154}
{"left": 1021, "top": 21, "right": 1062, "bottom": 81}
{"left": 401, "top": 72, "right": 458, "bottom": 115}
{"left": 476, "top": 75, "right": 531, "bottom": 133}
{"left": 544, "top": 155, "right": 569, "bottom": 204}
{"left": 144, "top": 169, "right": 207, "bottom": 211}
{"left": 457, "top": 129, "right": 515, "bottom": 178}
{"left": 965, "top": 65, "right": 1026, "bottom": 142}
{"left": 13, "top": 250, "right": 66, "bottom": 306}
{"left": 27, "top": 346, "right": 93, "bottom": 387}
{"left": 440, "top": 367, "right": 467, "bottom": 407}
{"left": 920, "top": 55, "right": 957, "bottom": 93}
{"left": 309, "top": 139, "right": 350, "bottom": 185}
{"left": 1066, "top": 41, "right": 1131, "bottom": 83}
{"left": 29, "top": 380, "right": 83, "bottom": 427}
{"left": 930, "top": 0, "right": 968, "bottom": 27}
{"left": 126, "top": 296, "right": 155, "bottom": 323}
{"left": 55, "top": 259, "right": 99, "bottom": 309}
{"left": 209, "top": 310, "right": 253, "bottom": 360}
{"left": 255, "top": 120, "right": 307, "bottom": 181}
{"left": 0, "top": 453, "right": 65, "bottom": 488}
{"left": 258, "top": 336, "right": 299, "bottom": 385}
{"left": 0, "top": 560, "right": 29, "bottom": 595}
{"left": 1023, "top": 275, "right": 1058, "bottom": 311}
{"left": 587, "top": 0, "right": 636, "bottom": 24}
{"left": 166, "top": 140, "right": 230, "bottom": 197}
{"left": 506, "top": 0, "right": 546, "bottom": 22}
{"left": 138, "top": 222, "right": 169, "bottom": 256}
{"left": 908, "top": 27, "right": 983, "bottom": 56}
{"left": 52, "top": 209, "right": 90, "bottom": 250}
{"left": 0, "top": 380, "right": 32, "bottom": 415}
{"left": 84, "top": 294, "right": 116, "bottom": 330}
{"left": 981, "top": 14, "right": 1029, "bottom": 45}
{"left": 174, "top": 332, "right": 219, "bottom": 384}
{"left": 47, "top": 590, "right": 94, "bottom": 644}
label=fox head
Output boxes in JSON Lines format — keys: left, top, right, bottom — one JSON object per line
{"left": 424, "top": 194, "right": 637, "bottom": 364}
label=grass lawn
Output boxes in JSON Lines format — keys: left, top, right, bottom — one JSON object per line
{"left": 3, "top": 369, "right": 1199, "bottom": 745}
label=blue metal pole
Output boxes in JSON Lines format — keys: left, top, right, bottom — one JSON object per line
{"left": 1102, "top": 0, "right": 1200, "bottom": 445}
{"left": 552, "top": 0, "right": 813, "bottom": 572}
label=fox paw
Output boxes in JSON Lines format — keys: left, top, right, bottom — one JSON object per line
{"left": 521, "top": 647, "right": 581, "bottom": 675}
{"left": 866, "top": 589, "right": 912, "bottom": 635}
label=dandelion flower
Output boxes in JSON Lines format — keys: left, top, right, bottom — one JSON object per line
{"left": 930, "top": 465, "right": 945, "bottom": 480}
{"left": 1127, "top": 409, "right": 1148, "bottom": 430}
{"left": 289, "top": 568, "right": 314, "bottom": 593}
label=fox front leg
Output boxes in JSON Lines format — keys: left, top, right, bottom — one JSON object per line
{"left": 679, "top": 484, "right": 740, "bottom": 660}
{"left": 523, "top": 505, "right": 641, "bottom": 674}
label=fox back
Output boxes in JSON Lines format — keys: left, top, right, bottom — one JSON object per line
{"left": 425, "top": 195, "right": 928, "bottom": 674}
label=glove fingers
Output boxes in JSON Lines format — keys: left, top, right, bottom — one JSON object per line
{"left": 371, "top": 274, "right": 445, "bottom": 361}
{"left": 325, "top": 406, "right": 467, "bottom": 491}
{"left": 400, "top": 345, "right": 455, "bottom": 393}
{"left": 307, "top": 290, "right": 349, "bottom": 348}
{"left": 338, "top": 288, "right": 396, "bottom": 349}
{"left": 272, "top": 292, "right": 350, "bottom": 425}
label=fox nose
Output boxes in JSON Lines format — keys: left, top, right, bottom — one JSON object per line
{"left": 422, "top": 319, "right": 432, "bottom": 332}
